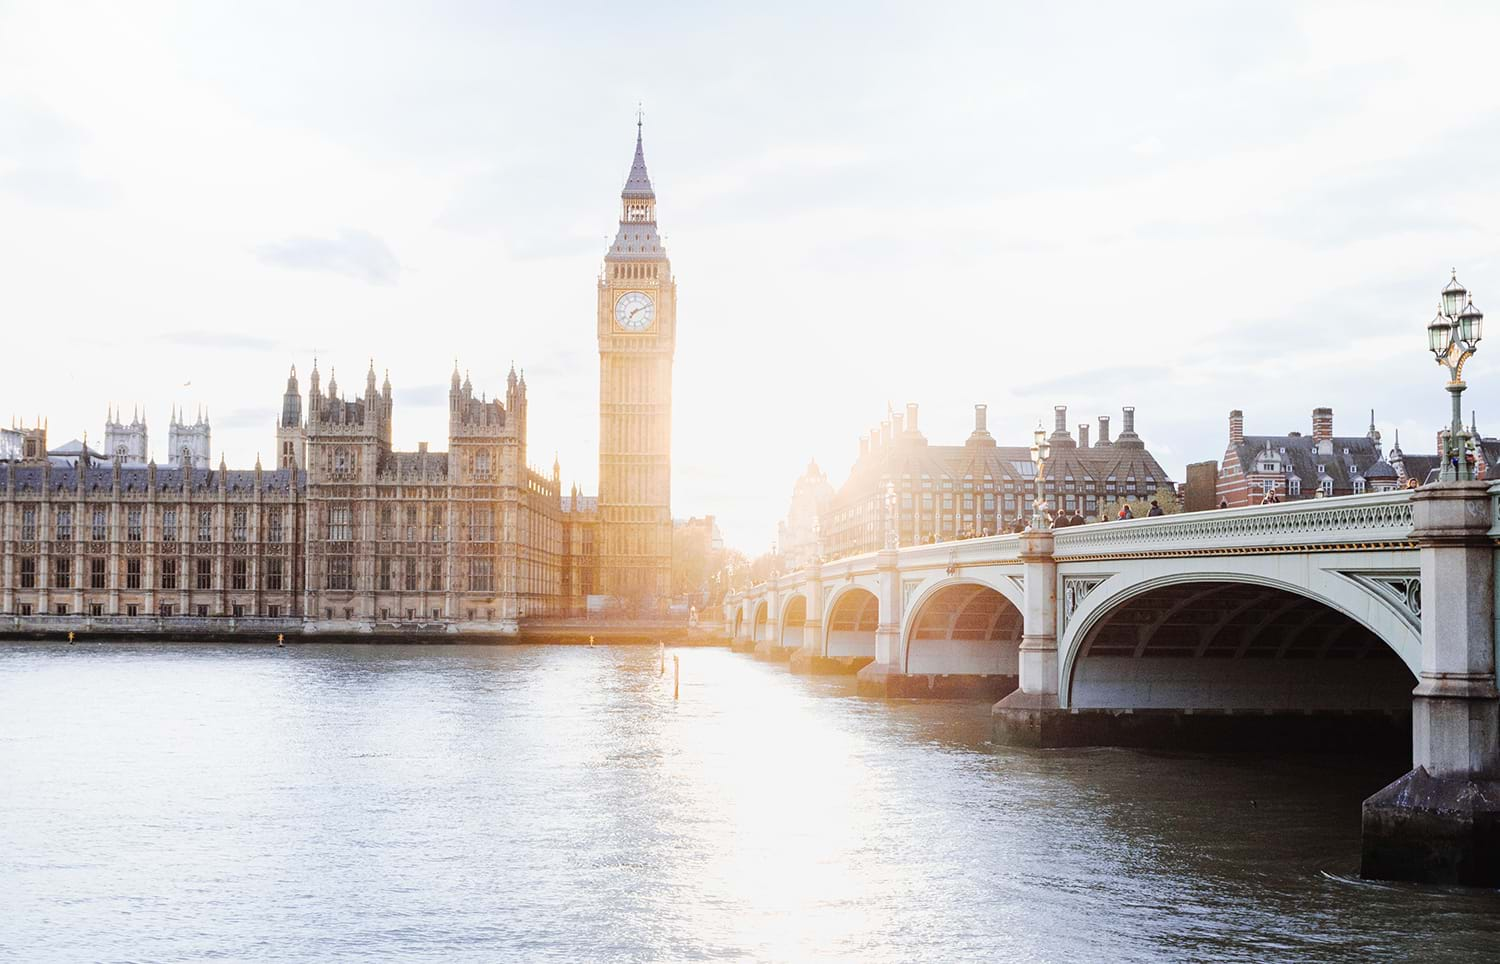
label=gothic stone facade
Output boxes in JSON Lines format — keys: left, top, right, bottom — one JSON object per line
{"left": 0, "top": 125, "right": 673, "bottom": 632}
{"left": 0, "top": 359, "right": 569, "bottom": 633}
{"left": 592, "top": 121, "right": 675, "bottom": 613}
{"left": 822, "top": 403, "right": 1175, "bottom": 558}
{"left": 0, "top": 459, "right": 305, "bottom": 623}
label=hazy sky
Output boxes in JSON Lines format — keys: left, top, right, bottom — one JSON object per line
{"left": 4, "top": 1, "right": 1500, "bottom": 551}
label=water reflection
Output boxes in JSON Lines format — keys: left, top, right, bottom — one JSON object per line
{"left": 0, "top": 642, "right": 1497, "bottom": 962}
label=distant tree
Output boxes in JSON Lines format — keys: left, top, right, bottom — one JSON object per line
{"left": 672, "top": 524, "right": 713, "bottom": 600}
{"left": 747, "top": 551, "right": 781, "bottom": 586}
{"left": 1097, "top": 487, "right": 1181, "bottom": 522}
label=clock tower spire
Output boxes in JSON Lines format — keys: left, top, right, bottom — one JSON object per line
{"left": 596, "top": 116, "right": 676, "bottom": 614}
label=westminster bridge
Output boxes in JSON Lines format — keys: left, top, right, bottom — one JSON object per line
{"left": 725, "top": 484, "right": 1500, "bottom": 886}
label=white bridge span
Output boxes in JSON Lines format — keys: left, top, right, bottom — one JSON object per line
{"left": 731, "top": 491, "right": 1424, "bottom": 708}
{"left": 731, "top": 482, "right": 1500, "bottom": 884}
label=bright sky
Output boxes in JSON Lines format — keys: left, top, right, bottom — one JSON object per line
{"left": 4, "top": 1, "right": 1500, "bottom": 552}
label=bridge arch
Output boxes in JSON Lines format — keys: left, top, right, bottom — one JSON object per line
{"left": 751, "top": 600, "right": 770, "bottom": 644}
{"left": 732, "top": 607, "right": 744, "bottom": 639}
{"left": 901, "top": 578, "right": 1022, "bottom": 676}
{"left": 823, "top": 584, "right": 878, "bottom": 658}
{"left": 1060, "top": 571, "right": 1419, "bottom": 712}
{"left": 780, "top": 594, "right": 807, "bottom": 650}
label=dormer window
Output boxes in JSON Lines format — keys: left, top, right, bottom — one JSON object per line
{"left": 1353, "top": 478, "right": 1366, "bottom": 494}
{"left": 1316, "top": 464, "right": 1325, "bottom": 474}
{"left": 1321, "top": 479, "right": 1334, "bottom": 496}
{"left": 1288, "top": 478, "right": 1302, "bottom": 496}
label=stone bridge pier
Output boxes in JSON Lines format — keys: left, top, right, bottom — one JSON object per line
{"left": 1360, "top": 482, "right": 1500, "bottom": 886}
{"left": 986, "top": 482, "right": 1500, "bottom": 886}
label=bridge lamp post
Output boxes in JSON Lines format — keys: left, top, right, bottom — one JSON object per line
{"left": 1029, "top": 423, "right": 1051, "bottom": 530}
{"left": 1427, "top": 269, "right": 1485, "bottom": 481}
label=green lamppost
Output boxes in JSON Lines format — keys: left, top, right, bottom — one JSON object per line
{"left": 1029, "top": 422, "right": 1051, "bottom": 530}
{"left": 1427, "top": 270, "right": 1485, "bottom": 481}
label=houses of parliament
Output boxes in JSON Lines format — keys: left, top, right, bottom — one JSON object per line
{"left": 0, "top": 125, "right": 677, "bottom": 633}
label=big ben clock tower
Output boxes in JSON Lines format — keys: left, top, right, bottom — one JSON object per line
{"left": 597, "top": 118, "right": 675, "bottom": 613}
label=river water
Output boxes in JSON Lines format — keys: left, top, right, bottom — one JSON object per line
{"left": 1, "top": 642, "right": 1497, "bottom": 962}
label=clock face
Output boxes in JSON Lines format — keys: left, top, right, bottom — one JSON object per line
{"left": 614, "top": 291, "right": 655, "bottom": 331}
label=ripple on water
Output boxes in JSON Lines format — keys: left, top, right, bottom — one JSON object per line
{"left": 2, "top": 642, "right": 1500, "bottom": 962}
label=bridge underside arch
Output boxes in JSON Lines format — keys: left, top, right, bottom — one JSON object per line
{"left": 1069, "top": 581, "right": 1415, "bottom": 711}
{"left": 752, "top": 602, "right": 769, "bottom": 644}
{"left": 781, "top": 595, "right": 806, "bottom": 649}
{"left": 906, "top": 584, "right": 1020, "bottom": 676}
{"left": 826, "top": 588, "right": 877, "bottom": 658}
{"left": 733, "top": 609, "right": 743, "bottom": 639}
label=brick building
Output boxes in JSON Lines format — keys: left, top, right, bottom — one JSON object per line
{"left": 821, "top": 402, "right": 1175, "bottom": 557}
{"left": 1215, "top": 408, "right": 1428, "bottom": 506}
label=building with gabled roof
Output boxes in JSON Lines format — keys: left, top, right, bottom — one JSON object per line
{"left": 821, "top": 402, "right": 1175, "bottom": 558}
{"left": 1216, "top": 408, "right": 1435, "bottom": 506}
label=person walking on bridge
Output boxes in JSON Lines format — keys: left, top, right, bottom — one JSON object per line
{"left": 1147, "top": 500, "right": 1164, "bottom": 517}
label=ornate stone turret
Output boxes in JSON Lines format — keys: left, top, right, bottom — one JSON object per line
{"left": 168, "top": 406, "right": 211, "bottom": 469}
{"left": 276, "top": 364, "right": 306, "bottom": 471}
{"left": 104, "top": 404, "right": 148, "bottom": 463}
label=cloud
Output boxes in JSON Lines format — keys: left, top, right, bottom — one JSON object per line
{"left": 0, "top": 165, "right": 118, "bottom": 207}
{"left": 0, "top": 100, "right": 118, "bottom": 208}
{"left": 255, "top": 228, "right": 401, "bottom": 285}
{"left": 1014, "top": 365, "right": 1174, "bottom": 396}
{"left": 400, "top": 383, "right": 449, "bottom": 407}
{"left": 161, "top": 331, "right": 276, "bottom": 352}
{"left": 213, "top": 407, "right": 270, "bottom": 430}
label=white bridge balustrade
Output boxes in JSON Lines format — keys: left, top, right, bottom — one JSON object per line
{"left": 726, "top": 485, "right": 1500, "bottom": 886}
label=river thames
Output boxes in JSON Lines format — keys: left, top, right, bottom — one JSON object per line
{"left": 1, "top": 642, "right": 1497, "bottom": 962}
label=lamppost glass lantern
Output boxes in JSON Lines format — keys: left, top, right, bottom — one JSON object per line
{"left": 1443, "top": 270, "right": 1468, "bottom": 318}
{"left": 1458, "top": 299, "right": 1484, "bottom": 347}
{"left": 1428, "top": 270, "right": 1483, "bottom": 482}
{"left": 1429, "top": 308, "right": 1453, "bottom": 356}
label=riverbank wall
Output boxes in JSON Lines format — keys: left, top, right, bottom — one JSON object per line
{"left": 0, "top": 613, "right": 730, "bottom": 645}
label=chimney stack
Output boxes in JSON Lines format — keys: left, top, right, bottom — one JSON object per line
{"left": 859, "top": 435, "right": 869, "bottom": 458}
{"left": 1229, "top": 409, "right": 1244, "bottom": 444}
{"left": 1078, "top": 423, "right": 1090, "bottom": 448}
{"left": 1122, "top": 406, "right": 1136, "bottom": 436}
{"left": 892, "top": 412, "right": 904, "bottom": 435}
{"left": 1312, "top": 407, "right": 1333, "bottom": 443}
{"left": 975, "top": 404, "right": 988, "bottom": 433}
{"left": 1098, "top": 415, "right": 1111, "bottom": 445}
{"left": 905, "top": 402, "right": 919, "bottom": 434}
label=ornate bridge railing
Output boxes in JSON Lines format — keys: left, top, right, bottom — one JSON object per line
{"left": 1051, "top": 491, "right": 1416, "bottom": 561}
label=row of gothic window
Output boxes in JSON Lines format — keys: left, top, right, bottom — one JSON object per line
{"left": 15, "top": 556, "right": 284, "bottom": 591}
{"left": 9, "top": 507, "right": 284, "bottom": 543}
